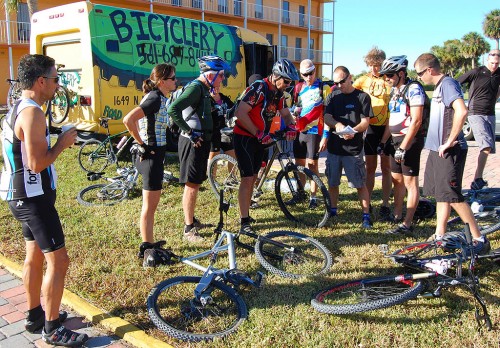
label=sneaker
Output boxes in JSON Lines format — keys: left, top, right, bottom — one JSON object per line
{"left": 362, "top": 218, "right": 372, "bottom": 229}
{"left": 25, "top": 311, "right": 68, "bottom": 333}
{"left": 378, "top": 206, "right": 393, "bottom": 222}
{"left": 143, "top": 248, "right": 175, "bottom": 267}
{"left": 193, "top": 217, "right": 203, "bottom": 229}
{"left": 42, "top": 326, "right": 89, "bottom": 347}
{"left": 471, "top": 178, "right": 488, "bottom": 191}
{"left": 386, "top": 223, "right": 413, "bottom": 235}
{"left": 285, "top": 194, "right": 307, "bottom": 206}
{"left": 240, "top": 222, "right": 255, "bottom": 234}
{"left": 137, "top": 240, "right": 166, "bottom": 259}
{"left": 308, "top": 198, "right": 318, "bottom": 209}
{"left": 183, "top": 226, "right": 203, "bottom": 243}
{"left": 250, "top": 200, "right": 259, "bottom": 209}
{"left": 469, "top": 237, "right": 491, "bottom": 256}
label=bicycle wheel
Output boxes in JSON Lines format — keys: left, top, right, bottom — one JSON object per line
{"left": 275, "top": 165, "right": 330, "bottom": 227}
{"left": 49, "top": 86, "right": 70, "bottom": 124}
{"left": 466, "top": 188, "right": 500, "bottom": 209}
{"left": 147, "top": 276, "right": 247, "bottom": 342}
{"left": 254, "top": 230, "right": 333, "bottom": 278}
{"left": 77, "top": 183, "right": 128, "bottom": 206}
{"left": 311, "top": 276, "right": 424, "bottom": 314}
{"left": 208, "top": 153, "right": 240, "bottom": 202}
{"left": 7, "top": 81, "right": 21, "bottom": 109}
{"left": 447, "top": 210, "right": 500, "bottom": 236}
{"left": 78, "top": 139, "right": 110, "bottom": 173}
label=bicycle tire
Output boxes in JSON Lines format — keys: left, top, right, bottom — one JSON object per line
{"left": 254, "top": 230, "right": 333, "bottom": 278}
{"left": 447, "top": 210, "right": 500, "bottom": 236}
{"left": 78, "top": 139, "right": 110, "bottom": 173}
{"left": 274, "top": 165, "right": 330, "bottom": 227}
{"left": 77, "top": 183, "right": 128, "bottom": 206}
{"left": 7, "top": 81, "right": 21, "bottom": 109}
{"left": 311, "top": 276, "right": 424, "bottom": 314}
{"left": 208, "top": 153, "right": 240, "bottom": 202}
{"left": 49, "top": 86, "right": 70, "bottom": 124}
{"left": 466, "top": 188, "right": 500, "bottom": 209}
{"left": 147, "top": 276, "right": 247, "bottom": 342}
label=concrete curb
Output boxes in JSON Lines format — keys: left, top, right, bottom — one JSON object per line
{"left": 0, "top": 253, "right": 174, "bottom": 348}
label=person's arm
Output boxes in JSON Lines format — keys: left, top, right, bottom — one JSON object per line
{"left": 439, "top": 98, "right": 468, "bottom": 157}
{"left": 235, "top": 101, "right": 258, "bottom": 135}
{"left": 16, "top": 106, "right": 75, "bottom": 173}
{"left": 353, "top": 116, "right": 370, "bottom": 133}
{"left": 167, "top": 83, "right": 201, "bottom": 133}
{"left": 279, "top": 107, "right": 295, "bottom": 127}
{"left": 123, "top": 107, "right": 146, "bottom": 145}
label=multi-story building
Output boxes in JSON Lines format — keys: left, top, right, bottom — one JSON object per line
{"left": 0, "top": 0, "right": 333, "bottom": 102}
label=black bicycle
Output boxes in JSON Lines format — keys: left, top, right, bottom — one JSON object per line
{"left": 208, "top": 129, "right": 331, "bottom": 227}
{"left": 311, "top": 224, "right": 499, "bottom": 330}
{"left": 147, "top": 192, "right": 333, "bottom": 341}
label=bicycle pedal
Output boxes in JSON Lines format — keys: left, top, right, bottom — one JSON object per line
{"left": 254, "top": 271, "right": 265, "bottom": 288}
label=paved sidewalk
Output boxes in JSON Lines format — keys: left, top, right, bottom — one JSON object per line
{"left": 0, "top": 267, "right": 130, "bottom": 348}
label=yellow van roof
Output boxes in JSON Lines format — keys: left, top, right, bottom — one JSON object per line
{"left": 237, "top": 27, "right": 270, "bottom": 45}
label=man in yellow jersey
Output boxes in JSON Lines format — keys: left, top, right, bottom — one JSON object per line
{"left": 353, "top": 47, "right": 392, "bottom": 221}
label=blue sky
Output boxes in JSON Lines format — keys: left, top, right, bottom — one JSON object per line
{"left": 323, "top": 1, "right": 499, "bottom": 78}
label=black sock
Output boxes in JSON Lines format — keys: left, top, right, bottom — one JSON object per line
{"left": 45, "top": 318, "right": 61, "bottom": 334}
{"left": 241, "top": 217, "right": 251, "bottom": 225}
{"left": 27, "top": 304, "right": 44, "bottom": 321}
{"left": 184, "top": 224, "right": 194, "bottom": 232}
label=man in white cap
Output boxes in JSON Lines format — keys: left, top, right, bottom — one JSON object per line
{"left": 289, "top": 59, "right": 330, "bottom": 208}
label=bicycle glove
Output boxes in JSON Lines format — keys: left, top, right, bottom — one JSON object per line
{"left": 188, "top": 129, "right": 203, "bottom": 146}
{"left": 394, "top": 147, "right": 406, "bottom": 163}
{"left": 255, "top": 130, "right": 272, "bottom": 144}
{"left": 285, "top": 124, "right": 298, "bottom": 141}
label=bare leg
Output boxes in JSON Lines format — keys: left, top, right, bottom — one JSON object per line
{"left": 435, "top": 202, "right": 452, "bottom": 237}
{"left": 403, "top": 175, "right": 420, "bottom": 226}
{"left": 307, "top": 159, "right": 319, "bottom": 196}
{"left": 380, "top": 154, "right": 392, "bottom": 206}
{"left": 183, "top": 182, "right": 200, "bottom": 225}
{"left": 365, "top": 154, "right": 377, "bottom": 202}
{"left": 328, "top": 186, "right": 339, "bottom": 209}
{"left": 140, "top": 189, "right": 161, "bottom": 243}
{"left": 356, "top": 185, "right": 370, "bottom": 214}
{"left": 474, "top": 148, "right": 491, "bottom": 180}
{"left": 42, "top": 247, "right": 70, "bottom": 321}
{"left": 23, "top": 241, "right": 44, "bottom": 311}
{"left": 391, "top": 172, "right": 406, "bottom": 221}
{"left": 239, "top": 175, "right": 257, "bottom": 218}
{"left": 450, "top": 201, "right": 482, "bottom": 239}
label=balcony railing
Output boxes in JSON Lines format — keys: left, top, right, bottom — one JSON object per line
{"left": 279, "top": 46, "right": 332, "bottom": 64}
{"left": 152, "top": 0, "right": 333, "bottom": 32}
{"left": 0, "top": 20, "right": 31, "bottom": 45}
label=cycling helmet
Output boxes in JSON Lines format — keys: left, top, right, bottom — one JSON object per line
{"left": 413, "top": 198, "right": 436, "bottom": 221}
{"left": 440, "top": 231, "right": 468, "bottom": 252}
{"left": 272, "top": 58, "right": 299, "bottom": 81}
{"left": 379, "top": 55, "right": 408, "bottom": 75}
{"left": 198, "top": 55, "right": 231, "bottom": 73}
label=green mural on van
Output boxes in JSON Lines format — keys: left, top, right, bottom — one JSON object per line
{"left": 89, "top": 4, "right": 242, "bottom": 90}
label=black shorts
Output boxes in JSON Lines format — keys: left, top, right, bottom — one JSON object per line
{"left": 8, "top": 190, "right": 65, "bottom": 253}
{"left": 293, "top": 133, "right": 321, "bottom": 160}
{"left": 135, "top": 146, "right": 167, "bottom": 191}
{"left": 211, "top": 129, "right": 234, "bottom": 153}
{"left": 233, "top": 134, "right": 266, "bottom": 177}
{"left": 178, "top": 135, "right": 211, "bottom": 184}
{"left": 390, "top": 136, "right": 424, "bottom": 176}
{"left": 364, "top": 125, "right": 386, "bottom": 155}
{"left": 423, "top": 145, "right": 467, "bottom": 203}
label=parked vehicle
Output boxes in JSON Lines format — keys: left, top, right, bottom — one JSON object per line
{"left": 462, "top": 98, "right": 500, "bottom": 140}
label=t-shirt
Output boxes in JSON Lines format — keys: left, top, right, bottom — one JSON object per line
{"left": 233, "top": 78, "right": 286, "bottom": 137}
{"left": 425, "top": 76, "right": 467, "bottom": 152}
{"left": 388, "top": 82, "right": 426, "bottom": 136}
{"left": 1, "top": 98, "right": 57, "bottom": 200}
{"left": 138, "top": 89, "right": 169, "bottom": 147}
{"left": 457, "top": 66, "right": 500, "bottom": 116}
{"left": 324, "top": 89, "right": 373, "bottom": 156}
{"left": 353, "top": 74, "right": 390, "bottom": 126}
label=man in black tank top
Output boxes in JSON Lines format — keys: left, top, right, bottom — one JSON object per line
{"left": 0, "top": 54, "right": 88, "bottom": 346}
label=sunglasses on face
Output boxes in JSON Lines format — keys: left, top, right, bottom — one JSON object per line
{"left": 489, "top": 53, "right": 500, "bottom": 57}
{"left": 42, "top": 76, "right": 60, "bottom": 83}
{"left": 333, "top": 76, "right": 348, "bottom": 86}
{"left": 416, "top": 68, "right": 428, "bottom": 77}
{"left": 282, "top": 78, "right": 292, "bottom": 85}
{"left": 384, "top": 73, "right": 395, "bottom": 78}
{"left": 302, "top": 71, "right": 315, "bottom": 77}
{"left": 164, "top": 75, "right": 176, "bottom": 80}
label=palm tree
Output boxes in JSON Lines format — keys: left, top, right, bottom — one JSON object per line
{"left": 3, "top": 0, "right": 38, "bottom": 18}
{"left": 461, "top": 32, "right": 490, "bottom": 69}
{"left": 483, "top": 9, "right": 500, "bottom": 49}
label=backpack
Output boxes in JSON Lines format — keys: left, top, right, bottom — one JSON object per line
{"left": 400, "top": 80, "right": 431, "bottom": 137}
{"left": 226, "top": 79, "right": 269, "bottom": 128}
{"left": 165, "top": 80, "right": 204, "bottom": 132}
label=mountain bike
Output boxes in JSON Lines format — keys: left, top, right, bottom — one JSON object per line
{"left": 77, "top": 145, "right": 179, "bottom": 206}
{"left": 146, "top": 191, "right": 333, "bottom": 342}
{"left": 208, "top": 129, "right": 331, "bottom": 227}
{"left": 6, "top": 78, "right": 21, "bottom": 110}
{"left": 77, "top": 117, "right": 133, "bottom": 173}
{"left": 464, "top": 186, "right": 500, "bottom": 211}
{"left": 48, "top": 64, "right": 79, "bottom": 124}
{"left": 311, "top": 224, "right": 499, "bottom": 331}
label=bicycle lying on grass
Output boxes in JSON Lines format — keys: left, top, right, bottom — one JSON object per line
{"left": 78, "top": 117, "right": 134, "bottom": 173}
{"left": 311, "top": 224, "right": 499, "bottom": 330}
{"left": 146, "top": 191, "right": 333, "bottom": 341}
{"left": 77, "top": 145, "right": 178, "bottom": 206}
{"left": 208, "top": 128, "right": 331, "bottom": 228}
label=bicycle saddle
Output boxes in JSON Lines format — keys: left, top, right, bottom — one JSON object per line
{"left": 86, "top": 172, "right": 104, "bottom": 181}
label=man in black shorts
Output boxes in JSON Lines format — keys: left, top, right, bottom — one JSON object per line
{"left": 168, "top": 56, "right": 230, "bottom": 242}
{"left": 415, "top": 53, "right": 490, "bottom": 254}
{"left": 0, "top": 54, "right": 88, "bottom": 346}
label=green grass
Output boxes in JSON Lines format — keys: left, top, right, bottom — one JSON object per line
{"left": 0, "top": 136, "right": 499, "bottom": 348}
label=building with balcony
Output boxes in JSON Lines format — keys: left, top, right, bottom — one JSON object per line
{"left": 1, "top": 0, "right": 334, "bottom": 102}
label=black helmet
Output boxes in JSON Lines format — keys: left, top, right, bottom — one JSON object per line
{"left": 272, "top": 58, "right": 299, "bottom": 81}
{"left": 379, "top": 55, "right": 408, "bottom": 75}
{"left": 198, "top": 55, "right": 231, "bottom": 73}
{"left": 413, "top": 198, "right": 436, "bottom": 221}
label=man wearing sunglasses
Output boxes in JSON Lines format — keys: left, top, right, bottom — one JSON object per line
{"left": 457, "top": 49, "right": 500, "bottom": 191}
{"left": 324, "top": 66, "right": 373, "bottom": 228}
{"left": 414, "top": 53, "right": 490, "bottom": 255}
{"left": 234, "top": 58, "right": 298, "bottom": 234}
{"left": 290, "top": 59, "right": 331, "bottom": 208}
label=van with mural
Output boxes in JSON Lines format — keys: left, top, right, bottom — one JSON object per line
{"left": 29, "top": 1, "right": 274, "bottom": 137}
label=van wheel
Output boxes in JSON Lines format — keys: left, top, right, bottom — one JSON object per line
{"left": 463, "top": 119, "right": 474, "bottom": 140}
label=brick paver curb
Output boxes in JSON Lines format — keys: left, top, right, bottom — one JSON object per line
{"left": 0, "top": 254, "right": 173, "bottom": 348}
